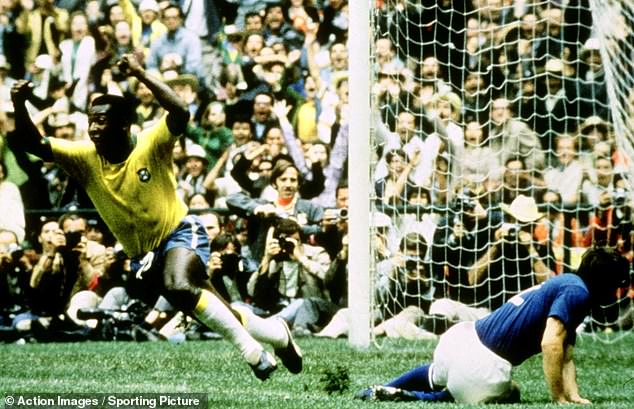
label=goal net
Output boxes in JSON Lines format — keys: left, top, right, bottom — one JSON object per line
{"left": 364, "top": 0, "right": 634, "bottom": 343}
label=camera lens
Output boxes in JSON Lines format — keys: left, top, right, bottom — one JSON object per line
{"left": 338, "top": 208, "right": 348, "bottom": 220}
{"left": 405, "top": 259, "right": 418, "bottom": 271}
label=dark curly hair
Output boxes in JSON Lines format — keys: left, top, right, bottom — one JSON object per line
{"left": 574, "top": 247, "right": 630, "bottom": 304}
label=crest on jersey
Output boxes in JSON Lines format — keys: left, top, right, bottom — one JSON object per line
{"left": 137, "top": 168, "right": 151, "bottom": 182}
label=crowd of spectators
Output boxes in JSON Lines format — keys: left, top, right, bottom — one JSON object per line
{"left": 1, "top": 0, "right": 633, "bottom": 343}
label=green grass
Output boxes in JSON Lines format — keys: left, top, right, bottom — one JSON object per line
{"left": 1, "top": 334, "right": 634, "bottom": 408}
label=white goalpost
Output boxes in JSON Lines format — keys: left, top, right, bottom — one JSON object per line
{"left": 347, "top": 0, "right": 372, "bottom": 348}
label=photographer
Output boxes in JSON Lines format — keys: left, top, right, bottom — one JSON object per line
{"left": 583, "top": 170, "right": 633, "bottom": 253}
{"left": 247, "top": 218, "right": 334, "bottom": 334}
{"left": 0, "top": 230, "right": 33, "bottom": 341}
{"left": 316, "top": 183, "right": 349, "bottom": 306}
{"left": 24, "top": 217, "right": 104, "bottom": 340}
{"left": 375, "top": 233, "right": 435, "bottom": 324}
{"left": 209, "top": 232, "right": 250, "bottom": 303}
{"left": 468, "top": 195, "right": 554, "bottom": 311}
{"left": 431, "top": 182, "right": 503, "bottom": 305}
{"left": 226, "top": 160, "right": 324, "bottom": 263}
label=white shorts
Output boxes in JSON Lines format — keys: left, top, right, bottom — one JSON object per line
{"left": 429, "top": 298, "right": 490, "bottom": 322}
{"left": 432, "top": 321, "right": 512, "bottom": 404}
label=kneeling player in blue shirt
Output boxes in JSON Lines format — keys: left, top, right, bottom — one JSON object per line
{"left": 357, "top": 247, "right": 629, "bottom": 404}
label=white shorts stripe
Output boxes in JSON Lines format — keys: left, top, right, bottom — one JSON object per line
{"left": 186, "top": 215, "right": 199, "bottom": 249}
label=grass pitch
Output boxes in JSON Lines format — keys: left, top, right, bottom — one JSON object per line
{"left": 1, "top": 334, "right": 634, "bottom": 408}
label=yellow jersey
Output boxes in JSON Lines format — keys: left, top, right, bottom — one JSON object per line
{"left": 50, "top": 116, "right": 187, "bottom": 257}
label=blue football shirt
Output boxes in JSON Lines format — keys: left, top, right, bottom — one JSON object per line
{"left": 475, "top": 274, "right": 591, "bottom": 365}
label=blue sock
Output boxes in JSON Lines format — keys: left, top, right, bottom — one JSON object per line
{"left": 411, "top": 390, "right": 453, "bottom": 402}
{"left": 385, "top": 363, "right": 436, "bottom": 392}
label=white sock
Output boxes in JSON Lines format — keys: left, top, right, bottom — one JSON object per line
{"left": 233, "top": 304, "right": 289, "bottom": 349}
{"left": 193, "top": 290, "right": 262, "bottom": 365}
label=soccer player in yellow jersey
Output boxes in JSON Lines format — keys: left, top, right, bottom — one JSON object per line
{"left": 10, "top": 54, "right": 301, "bottom": 380}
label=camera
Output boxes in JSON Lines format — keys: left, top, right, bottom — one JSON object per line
{"left": 613, "top": 188, "right": 628, "bottom": 207}
{"left": 113, "top": 243, "right": 128, "bottom": 262}
{"left": 65, "top": 230, "right": 84, "bottom": 249}
{"left": 502, "top": 223, "right": 520, "bottom": 241}
{"left": 110, "top": 65, "right": 127, "bottom": 82}
{"left": 7, "top": 243, "right": 23, "bottom": 260}
{"left": 405, "top": 257, "right": 419, "bottom": 272}
{"left": 274, "top": 232, "right": 296, "bottom": 261}
{"left": 505, "top": 226, "right": 519, "bottom": 240}
{"left": 452, "top": 189, "right": 478, "bottom": 212}
{"left": 335, "top": 208, "right": 348, "bottom": 221}
{"left": 220, "top": 252, "right": 242, "bottom": 273}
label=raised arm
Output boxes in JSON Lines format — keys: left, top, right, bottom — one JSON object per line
{"left": 272, "top": 99, "right": 311, "bottom": 176}
{"left": 324, "top": 123, "right": 348, "bottom": 180}
{"left": 10, "top": 80, "right": 53, "bottom": 162}
{"left": 117, "top": 54, "right": 190, "bottom": 135}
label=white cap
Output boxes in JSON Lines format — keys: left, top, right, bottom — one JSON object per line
{"left": 139, "top": 0, "right": 159, "bottom": 13}
{"left": 186, "top": 144, "right": 208, "bottom": 161}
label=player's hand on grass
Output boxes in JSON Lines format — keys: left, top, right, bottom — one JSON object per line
{"left": 567, "top": 395, "right": 591, "bottom": 405}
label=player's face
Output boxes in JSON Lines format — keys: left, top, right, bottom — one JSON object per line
{"left": 274, "top": 167, "right": 299, "bottom": 200}
{"left": 88, "top": 103, "right": 129, "bottom": 152}
{"left": 88, "top": 106, "right": 114, "bottom": 148}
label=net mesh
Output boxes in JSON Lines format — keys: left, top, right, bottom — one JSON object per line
{"left": 368, "top": 0, "right": 634, "bottom": 343}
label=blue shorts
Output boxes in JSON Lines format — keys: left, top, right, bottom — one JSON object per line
{"left": 130, "top": 215, "right": 210, "bottom": 278}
